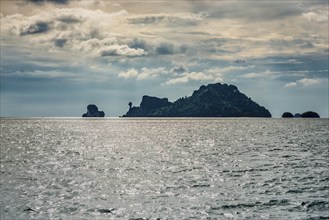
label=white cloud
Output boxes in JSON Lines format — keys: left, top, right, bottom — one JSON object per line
{"left": 166, "top": 72, "right": 214, "bottom": 85}
{"left": 284, "top": 78, "right": 322, "bottom": 88}
{"left": 241, "top": 70, "right": 279, "bottom": 79}
{"left": 284, "top": 82, "right": 297, "bottom": 87}
{"left": 137, "top": 67, "right": 167, "bottom": 80}
{"left": 0, "top": 8, "right": 150, "bottom": 58}
{"left": 1, "top": 7, "right": 197, "bottom": 58}
{"left": 204, "top": 68, "right": 224, "bottom": 82}
{"left": 1, "top": 0, "right": 328, "bottom": 63}
{"left": 221, "top": 65, "right": 255, "bottom": 72}
{"left": 206, "top": 65, "right": 255, "bottom": 77}
{"left": 118, "top": 68, "right": 138, "bottom": 79}
{"left": 77, "top": 38, "right": 148, "bottom": 57}
{"left": 117, "top": 65, "right": 225, "bottom": 84}
{"left": 297, "top": 78, "right": 321, "bottom": 86}
{"left": 241, "top": 72, "right": 262, "bottom": 79}
{"left": 303, "top": 11, "right": 328, "bottom": 22}
{"left": 94, "top": 44, "right": 147, "bottom": 57}
{"left": 118, "top": 67, "right": 167, "bottom": 80}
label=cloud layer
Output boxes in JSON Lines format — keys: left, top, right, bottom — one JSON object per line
{"left": 1, "top": 0, "right": 328, "bottom": 117}
{"left": 2, "top": 0, "right": 328, "bottom": 61}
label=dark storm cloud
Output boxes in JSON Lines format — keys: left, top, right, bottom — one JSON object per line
{"left": 54, "top": 39, "right": 67, "bottom": 47}
{"left": 128, "top": 14, "right": 203, "bottom": 26}
{"left": 233, "top": 60, "right": 246, "bottom": 64}
{"left": 155, "top": 43, "right": 174, "bottom": 55}
{"left": 20, "top": 21, "right": 49, "bottom": 35}
{"left": 154, "top": 43, "right": 187, "bottom": 55}
{"left": 170, "top": 66, "right": 187, "bottom": 74}
{"left": 27, "top": 0, "right": 69, "bottom": 4}
{"left": 128, "top": 38, "right": 148, "bottom": 50}
{"left": 198, "top": 38, "right": 243, "bottom": 55}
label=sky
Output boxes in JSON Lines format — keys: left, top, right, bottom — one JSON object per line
{"left": 0, "top": 0, "right": 328, "bottom": 117}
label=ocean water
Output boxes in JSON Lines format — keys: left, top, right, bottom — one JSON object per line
{"left": 0, "top": 118, "right": 328, "bottom": 220}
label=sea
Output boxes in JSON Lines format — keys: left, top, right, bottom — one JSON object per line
{"left": 0, "top": 118, "right": 328, "bottom": 220}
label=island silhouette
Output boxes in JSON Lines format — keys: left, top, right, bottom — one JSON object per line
{"left": 123, "top": 83, "right": 272, "bottom": 117}
{"left": 282, "top": 111, "right": 320, "bottom": 118}
{"left": 82, "top": 104, "right": 105, "bottom": 117}
{"left": 83, "top": 83, "right": 320, "bottom": 118}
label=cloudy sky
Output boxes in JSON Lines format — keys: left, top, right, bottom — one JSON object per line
{"left": 1, "top": 0, "right": 328, "bottom": 117}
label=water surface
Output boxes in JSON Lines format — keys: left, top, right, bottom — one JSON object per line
{"left": 1, "top": 118, "right": 328, "bottom": 219}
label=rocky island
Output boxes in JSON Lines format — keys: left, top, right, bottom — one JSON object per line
{"left": 301, "top": 111, "right": 320, "bottom": 118}
{"left": 82, "top": 104, "right": 105, "bottom": 117}
{"left": 123, "top": 83, "right": 271, "bottom": 117}
{"left": 282, "top": 112, "right": 294, "bottom": 118}
{"left": 281, "top": 111, "right": 320, "bottom": 118}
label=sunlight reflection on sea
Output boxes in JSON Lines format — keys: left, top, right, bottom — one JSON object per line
{"left": 1, "top": 118, "right": 328, "bottom": 219}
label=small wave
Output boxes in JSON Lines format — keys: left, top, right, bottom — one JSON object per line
{"left": 221, "top": 168, "right": 269, "bottom": 174}
{"left": 319, "top": 177, "right": 329, "bottom": 182}
{"left": 87, "top": 208, "right": 115, "bottom": 214}
{"left": 172, "top": 168, "right": 192, "bottom": 173}
{"left": 128, "top": 218, "right": 149, "bottom": 220}
{"left": 220, "top": 203, "right": 259, "bottom": 209}
{"left": 165, "top": 185, "right": 187, "bottom": 190}
{"left": 215, "top": 199, "right": 291, "bottom": 211}
{"left": 305, "top": 201, "right": 329, "bottom": 211}
{"left": 192, "top": 184, "right": 210, "bottom": 188}
{"left": 262, "top": 199, "right": 290, "bottom": 206}
{"left": 285, "top": 189, "right": 303, "bottom": 194}
{"left": 268, "top": 148, "right": 282, "bottom": 152}
{"left": 302, "top": 216, "right": 329, "bottom": 220}
{"left": 97, "top": 208, "right": 115, "bottom": 214}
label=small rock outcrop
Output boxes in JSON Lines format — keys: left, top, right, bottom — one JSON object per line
{"left": 281, "top": 111, "right": 320, "bottom": 118}
{"left": 82, "top": 104, "right": 105, "bottom": 117}
{"left": 282, "top": 112, "right": 294, "bottom": 118}
{"left": 294, "top": 113, "right": 302, "bottom": 118}
{"left": 301, "top": 111, "right": 320, "bottom": 118}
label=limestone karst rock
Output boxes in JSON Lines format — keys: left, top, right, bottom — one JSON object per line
{"left": 82, "top": 104, "right": 105, "bottom": 117}
{"left": 123, "top": 83, "right": 271, "bottom": 117}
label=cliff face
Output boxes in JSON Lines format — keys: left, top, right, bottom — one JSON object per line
{"left": 123, "top": 83, "right": 271, "bottom": 117}
{"left": 124, "top": 96, "right": 172, "bottom": 117}
{"left": 140, "top": 96, "right": 172, "bottom": 112}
